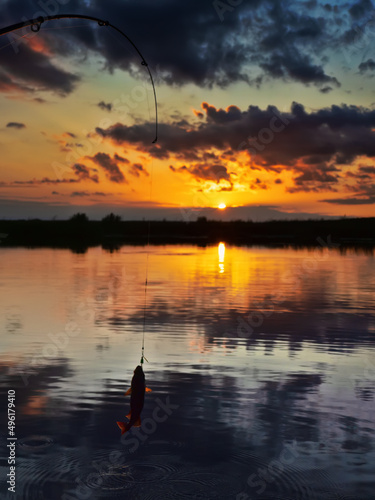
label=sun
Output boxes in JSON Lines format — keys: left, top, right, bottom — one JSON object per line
{"left": 218, "top": 203, "right": 226, "bottom": 209}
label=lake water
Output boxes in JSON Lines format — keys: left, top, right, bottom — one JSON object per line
{"left": 1, "top": 243, "right": 374, "bottom": 499}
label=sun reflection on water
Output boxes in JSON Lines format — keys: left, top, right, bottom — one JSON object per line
{"left": 218, "top": 242, "right": 225, "bottom": 273}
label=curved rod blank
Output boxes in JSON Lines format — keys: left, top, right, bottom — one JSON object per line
{"left": 0, "top": 14, "right": 158, "bottom": 143}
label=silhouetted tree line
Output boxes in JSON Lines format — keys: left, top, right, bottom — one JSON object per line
{"left": 0, "top": 213, "right": 374, "bottom": 253}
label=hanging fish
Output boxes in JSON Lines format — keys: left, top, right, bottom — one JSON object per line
{"left": 117, "top": 364, "right": 152, "bottom": 435}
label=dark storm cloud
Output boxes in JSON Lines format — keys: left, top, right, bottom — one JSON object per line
{"left": 97, "top": 100, "right": 375, "bottom": 192}
{"left": 258, "top": 51, "right": 340, "bottom": 88}
{"left": 97, "top": 101, "right": 375, "bottom": 161}
{"left": 349, "top": 0, "right": 374, "bottom": 19}
{"left": 6, "top": 122, "right": 25, "bottom": 129}
{"left": 0, "top": 37, "right": 79, "bottom": 96}
{"left": 250, "top": 0, "right": 342, "bottom": 89}
{"left": 88, "top": 152, "right": 127, "bottom": 183}
{"left": 3, "top": 0, "right": 364, "bottom": 90}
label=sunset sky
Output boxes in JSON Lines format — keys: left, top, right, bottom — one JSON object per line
{"left": 1, "top": 0, "right": 375, "bottom": 220}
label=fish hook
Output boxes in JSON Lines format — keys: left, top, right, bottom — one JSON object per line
{"left": 140, "top": 346, "right": 148, "bottom": 365}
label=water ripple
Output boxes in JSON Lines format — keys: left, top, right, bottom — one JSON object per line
{"left": 17, "top": 435, "right": 54, "bottom": 451}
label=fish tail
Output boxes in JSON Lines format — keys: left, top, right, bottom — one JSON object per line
{"left": 116, "top": 421, "right": 129, "bottom": 435}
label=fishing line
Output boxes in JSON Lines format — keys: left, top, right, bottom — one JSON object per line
{"left": 141, "top": 59, "right": 155, "bottom": 367}
{"left": 0, "top": 32, "right": 31, "bottom": 52}
{"left": 0, "top": 12, "right": 158, "bottom": 364}
{"left": 103, "top": 23, "right": 155, "bottom": 366}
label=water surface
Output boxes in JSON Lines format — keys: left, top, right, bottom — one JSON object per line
{"left": 1, "top": 244, "right": 374, "bottom": 499}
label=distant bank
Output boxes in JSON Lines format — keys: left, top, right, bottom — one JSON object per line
{"left": 0, "top": 215, "right": 374, "bottom": 251}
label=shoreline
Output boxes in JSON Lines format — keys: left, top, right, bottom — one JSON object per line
{"left": 0, "top": 217, "right": 374, "bottom": 251}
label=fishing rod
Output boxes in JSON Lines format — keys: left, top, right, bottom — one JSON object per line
{"left": 1, "top": 13, "right": 157, "bottom": 364}
{"left": 0, "top": 14, "right": 158, "bottom": 144}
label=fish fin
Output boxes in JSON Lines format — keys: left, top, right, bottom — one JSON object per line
{"left": 126, "top": 412, "right": 131, "bottom": 420}
{"left": 134, "top": 417, "right": 141, "bottom": 427}
{"left": 117, "top": 421, "right": 128, "bottom": 435}
{"left": 125, "top": 388, "right": 131, "bottom": 396}
{"left": 145, "top": 387, "right": 152, "bottom": 393}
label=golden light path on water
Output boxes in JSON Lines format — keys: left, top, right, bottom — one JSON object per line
{"left": 218, "top": 242, "right": 225, "bottom": 274}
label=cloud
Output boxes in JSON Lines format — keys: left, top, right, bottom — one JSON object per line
{"left": 2, "top": 0, "right": 372, "bottom": 95}
{"left": 98, "top": 101, "right": 375, "bottom": 160}
{"left": 258, "top": 50, "right": 340, "bottom": 89}
{"left": 97, "top": 101, "right": 113, "bottom": 112}
{"left": 72, "top": 163, "right": 99, "bottom": 183}
{"left": 173, "top": 163, "right": 231, "bottom": 183}
{"left": 0, "top": 178, "right": 79, "bottom": 190}
{"left": 322, "top": 173, "right": 375, "bottom": 203}
{"left": 1, "top": 162, "right": 99, "bottom": 188}
{"left": 359, "top": 165, "right": 375, "bottom": 173}
{"left": 359, "top": 58, "right": 375, "bottom": 73}
{"left": 97, "top": 100, "right": 375, "bottom": 194}
{"left": 71, "top": 191, "right": 107, "bottom": 197}
{"left": 6, "top": 122, "right": 25, "bottom": 129}
{"left": 114, "top": 154, "right": 129, "bottom": 164}
{"left": 0, "top": 38, "right": 79, "bottom": 96}
{"left": 88, "top": 152, "right": 127, "bottom": 183}
{"left": 2, "top": 166, "right": 102, "bottom": 186}
{"left": 2, "top": 0, "right": 359, "bottom": 91}
{"left": 64, "top": 132, "right": 76, "bottom": 139}
{"left": 0, "top": 70, "right": 32, "bottom": 93}
{"left": 0, "top": 197, "right": 337, "bottom": 221}
{"left": 321, "top": 195, "right": 375, "bottom": 204}
{"left": 319, "top": 86, "right": 333, "bottom": 94}
{"left": 201, "top": 102, "right": 242, "bottom": 123}
{"left": 128, "top": 163, "right": 149, "bottom": 177}
{"left": 349, "top": 0, "right": 374, "bottom": 19}
{"left": 11, "top": 178, "right": 79, "bottom": 185}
